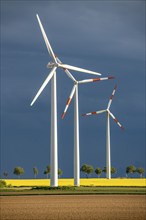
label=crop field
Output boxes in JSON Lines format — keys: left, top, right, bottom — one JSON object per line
{"left": 1, "top": 186, "right": 146, "bottom": 196}
{"left": 1, "top": 195, "right": 146, "bottom": 220}
{"left": 4, "top": 178, "right": 146, "bottom": 187}
{"left": 1, "top": 179, "right": 145, "bottom": 219}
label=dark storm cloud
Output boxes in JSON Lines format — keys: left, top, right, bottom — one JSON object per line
{"left": 1, "top": 0, "right": 145, "bottom": 178}
{"left": 2, "top": 0, "right": 145, "bottom": 60}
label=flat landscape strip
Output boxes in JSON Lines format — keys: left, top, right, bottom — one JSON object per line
{"left": 1, "top": 186, "right": 146, "bottom": 196}
{"left": 3, "top": 178, "right": 146, "bottom": 187}
{"left": 1, "top": 195, "right": 145, "bottom": 220}
{"left": 0, "top": 187, "right": 146, "bottom": 196}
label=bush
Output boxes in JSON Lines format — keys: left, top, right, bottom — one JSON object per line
{"left": 32, "top": 186, "right": 76, "bottom": 191}
{"left": 0, "top": 179, "right": 7, "bottom": 188}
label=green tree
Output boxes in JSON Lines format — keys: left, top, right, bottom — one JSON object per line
{"left": 102, "top": 167, "right": 107, "bottom": 174}
{"left": 102, "top": 167, "right": 117, "bottom": 176}
{"left": 126, "top": 165, "right": 136, "bottom": 177}
{"left": 95, "top": 168, "right": 102, "bottom": 178}
{"left": 3, "top": 171, "right": 8, "bottom": 178}
{"left": 13, "top": 167, "right": 24, "bottom": 178}
{"left": 111, "top": 167, "right": 117, "bottom": 175}
{"left": 33, "top": 167, "right": 38, "bottom": 178}
{"left": 44, "top": 165, "right": 50, "bottom": 178}
{"left": 44, "top": 170, "right": 49, "bottom": 178}
{"left": 80, "top": 164, "right": 94, "bottom": 178}
{"left": 58, "top": 169, "right": 63, "bottom": 178}
{"left": 136, "top": 168, "right": 145, "bottom": 178}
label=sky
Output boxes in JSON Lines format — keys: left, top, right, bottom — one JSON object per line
{"left": 1, "top": 0, "right": 145, "bottom": 178}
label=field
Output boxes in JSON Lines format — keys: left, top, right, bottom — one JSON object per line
{"left": 1, "top": 179, "right": 145, "bottom": 220}
{"left": 1, "top": 178, "right": 145, "bottom": 196}
{"left": 1, "top": 195, "right": 146, "bottom": 220}
{"left": 1, "top": 186, "right": 146, "bottom": 196}
{"left": 4, "top": 178, "right": 146, "bottom": 187}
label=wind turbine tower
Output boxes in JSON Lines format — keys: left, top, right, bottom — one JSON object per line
{"left": 82, "top": 85, "right": 124, "bottom": 179}
{"left": 31, "top": 14, "right": 102, "bottom": 186}
{"left": 62, "top": 76, "right": 114, "bottom": 185}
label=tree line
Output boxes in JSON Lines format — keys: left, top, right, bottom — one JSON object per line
{"left": 80, "top": 164, "right": 145, "bottom": 178}
{"left": 2, "top": 164, "right": 145, "bottom": 179}
{"left": 3, "top": 165, "right": 63, "bottom": 179}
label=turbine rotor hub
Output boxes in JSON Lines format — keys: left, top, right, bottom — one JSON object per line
{"left": 47, "top": 62, "right": 58, "bottom": 68}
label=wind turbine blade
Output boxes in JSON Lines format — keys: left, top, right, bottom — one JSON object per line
{"left": 108, "top": 110, "right": 124, "bottom": 130}
{"left": 82, "top": 110, "right": 106, "bottom": 116}
{"left": 30, "top": 67, "right": 57, "bottom": 106}
{"left": 56, "top": 57, "right": 77, "bottom": 83}
{"left": 61, "top": 84, "right": 77, "bottom": 119}
{"left": 36, "top": 14, "right": 57, "bottom": 63}
{"left": 59, "top": 64, "right": 101, "bottom": 76}
{"left": 78, "top": 76, "right": 114, "bottom": 84}
{"left": 107, "top": 84, "right": 117, "bottom": 109}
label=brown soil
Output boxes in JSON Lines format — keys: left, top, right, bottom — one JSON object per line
{"left": 0, "top": 195, "right": 146, "bottom": 220}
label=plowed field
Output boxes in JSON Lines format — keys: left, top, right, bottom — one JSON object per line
{"left": 1, "top": 195, "right": 145, "bottom": 220}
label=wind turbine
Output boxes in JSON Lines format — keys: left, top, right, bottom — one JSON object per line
{"left": 82, "top": 85, "right": 124, "bottom": 179}
{"left": 61, "top": 75, "right": 114, "bottom": 186}
{"left": 31, "top": 14, "right": 103, "bottom": 187}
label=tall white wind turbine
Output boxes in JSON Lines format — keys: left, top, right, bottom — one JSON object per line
{"left": 31, "top": 14, "right": 103, "bottom": 187}
{"left": 61, "top": 75, "right": 114, "bottom": 186}
{"left": 82, "top": 85, "right": 124, "bottom": 179}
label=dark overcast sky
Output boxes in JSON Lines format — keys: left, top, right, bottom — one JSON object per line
{"left": 1, "top": 0, "right": 145, "bottom": 178}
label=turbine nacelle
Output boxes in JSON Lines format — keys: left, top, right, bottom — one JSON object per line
{"left": 47, "top": 62, "right": 58, "bottom": 68}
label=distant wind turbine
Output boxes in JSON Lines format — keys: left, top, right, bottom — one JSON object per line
{"left": 62, "top": 75, "right": 114, "bottom": 185}
{"left": 31, "top": 14, "right": 103, "bottom": 187}
{"left": 82, "top": 85, "right": 124, "bottom": 179}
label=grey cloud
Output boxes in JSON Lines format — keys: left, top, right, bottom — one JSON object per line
{"left": 1, "top": 0, "right": 145, "bottom": 178}
{"left": 1, "top": 1, "right": 145, "bottom": 61}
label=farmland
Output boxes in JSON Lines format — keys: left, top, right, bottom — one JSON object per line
{"left": 1, "top": 195, "right": 146, "bottom": 220}
{"left": 1, "top": 178, "right": 145, "bottom": 196}
{"left": 3, "top": 178, "right": 146, "bottom": 187}
{"left": 1, "top": 179, "right": 145, "bottom": 220}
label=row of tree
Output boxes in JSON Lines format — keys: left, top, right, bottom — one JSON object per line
{"left": 80, "top": 164, "right": 145, "bottom": 178}
{"left": 3, "top": 165, "right": 63, "bottom": 179}
{"left": 80, "top": 164, "right": 116, "bottom": 178}
{"left": 2, "top": 164, "right": 145, "bottom": 178}
{"left": 126, "top": 165, "right": 145, "bottom": 178}
{"left": 41, "top": 165, "right": 62, "bottom": 178}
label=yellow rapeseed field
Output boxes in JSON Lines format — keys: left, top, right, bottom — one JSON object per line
{"left": 4, "top": 178, "right": 146, "bottom": 187}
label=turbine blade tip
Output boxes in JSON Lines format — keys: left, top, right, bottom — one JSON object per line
{"left": 108, "top": 76, "right": 115, "bottom": 79}
{"left": 61, "top": 112, "right": 65, "bottom": 119}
